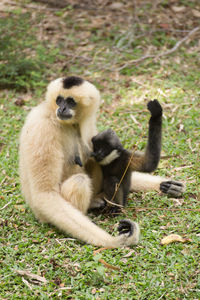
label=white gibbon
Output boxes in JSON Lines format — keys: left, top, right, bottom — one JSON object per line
{"left": 19, "top": 76, "right": 184, "bottom": 247}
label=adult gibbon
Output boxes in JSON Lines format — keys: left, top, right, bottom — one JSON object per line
{"left": 91, "top": 99, "right": 162, "bottom": 207}
{"left": 19, "top": 76, "right": 184, "bottom": 247}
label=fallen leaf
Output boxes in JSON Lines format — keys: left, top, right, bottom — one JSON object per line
{"left": 171, "top": 6, "right": 186, "bottom": 13}
{"left": 161, "top": 234, "right": 189, "bottom": 245}
{"left": 192, "top": 9, "right": 200, "bottom": 18}
{"left": 22, "top": 277, "right": 33, "bottom": 290}
{"left": 109, "top": 3, "right": 124, "bottom": 10}
{"left": 14, "top": 99, "right": 25, "bottom": 106}
{"left": 160, "top": 23, "right": 170, "bottom": 30}
{"left": 54, "top": 277, "right": 62, "bottom": 286}
{"left": 123, "top": 249, "right": 136, "bottom": 258}
{"left": 15, "top": 270, "right": 47, "bottom": 284}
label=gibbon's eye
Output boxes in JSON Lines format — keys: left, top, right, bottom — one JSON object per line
{"left": 66, "top": 97, "right": 77, "bottom": 108}
{"left": 56, "top": 96, "right": 64, "bottom": 106}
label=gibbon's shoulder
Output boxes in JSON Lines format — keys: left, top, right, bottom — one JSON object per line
{"left": 45, "top": 76, "right": 101, "bottom": 107}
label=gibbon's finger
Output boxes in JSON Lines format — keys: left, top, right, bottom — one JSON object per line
{"left": 160, "top": 181, "right": 185, "bottom": 197}
{"left": 147, "top": 99, "right": 162, "bottom": 118}
{"left": 74, "top": 155, "right": 83, "bottom": 167}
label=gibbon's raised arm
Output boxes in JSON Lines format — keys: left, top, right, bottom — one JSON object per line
{"left": 19, "top": 76, "right": 140, "bottom": 247}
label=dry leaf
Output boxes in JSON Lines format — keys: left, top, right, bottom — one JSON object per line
{"left": 123, "top": 249, "right": 135, "bottom": 258}
{"left": 22, "top": 277, "right": 33, "bottom": 290}
{"left": 15, "top": 270, "right": 47, "bottom": 284}
{"left": 161, "top": 234, "right": 188, "bottom": 245}
{"left": 109, "top": 3, "right": 124, "bottom": 10}
{"left": 171, "top": 6, "right": 186, "bottom": 13}
{"left": 192, "top": 9, "right": 200, "bottom": 18}
{"left": 14, "top": 99, "right": 25, "bottom": 106}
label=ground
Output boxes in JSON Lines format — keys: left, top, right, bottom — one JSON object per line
{"left": 0, "top": 0, "right": 200, "bottom": 299}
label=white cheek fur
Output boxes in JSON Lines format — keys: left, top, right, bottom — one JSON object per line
{"left": 99, "top": 150, "right": 120, "bottom": 165}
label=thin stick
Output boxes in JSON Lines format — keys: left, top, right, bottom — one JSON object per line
{"left": 103, "top": 197, "right": 123, "bottom": 208}
{"left": 110, "top": 146, "right": 137, "bottom": 203}
{"left": 118, "top": 26, "right": 200, "bottom": 70}
{"left": 93, "top": 248, "right": 120, "bottom": 271}
{"left": 0, "top": 201, "right": 12, "bottom": 210}
{"left": 98, "top": 259, "right": 120, "bottom": 271}
{"left": 157, "top": 26, "right": 200, "bottom": 58}
{"left": 135, "top": 207, "right": 200, "bottom": 212}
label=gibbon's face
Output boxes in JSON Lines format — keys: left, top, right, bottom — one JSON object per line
{"left": 91, "top": 129, "right": 123, "bottom": 165}
{"left": 56, "top": 95, "right": 77, "bottom": 121}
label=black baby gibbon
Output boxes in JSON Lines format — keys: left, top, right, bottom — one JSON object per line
{"left": 91, "top": 100, "right": 162, "bottom": 207}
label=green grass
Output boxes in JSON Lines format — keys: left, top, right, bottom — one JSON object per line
{"left": 0, "top": 1, "right": 200, "bottom": 299}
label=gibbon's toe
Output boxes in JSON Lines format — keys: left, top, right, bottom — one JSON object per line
{"left": 147, "top": 99, "right": 162, "bottom": 118}
{"left": 160, "top": 180, "right": 185, "bottom": 197}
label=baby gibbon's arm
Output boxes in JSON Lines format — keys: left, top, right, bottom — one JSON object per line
{"left": 129, "top": 99, "right": 162, "bottom": 173}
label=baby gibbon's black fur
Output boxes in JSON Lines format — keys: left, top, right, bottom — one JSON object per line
{"left": 91, "top": 99, "right": 163, "bottom": 207}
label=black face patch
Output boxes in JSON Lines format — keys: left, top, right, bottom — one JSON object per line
{"left": 63, "top": 76, "right": 84, "bottom": 89}
{"left": 56, "top": 96, "right": 77, "bottom": 120}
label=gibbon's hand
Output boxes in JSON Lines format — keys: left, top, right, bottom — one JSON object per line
{"left": 75, "top": 155, "right": 83, "bottom": 167}
{"left": 118, "top": 219, "right": 135, "bottom": 237}
{"left": 147, "top": 99, "right": 162, "bottom": 118}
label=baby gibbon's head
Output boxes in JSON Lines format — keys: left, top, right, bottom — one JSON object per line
{"left": 91, "top": 129, "right": 123, "bottom": 165}
{"left": 46, "top": 76, "right": 101, "bottom": 124}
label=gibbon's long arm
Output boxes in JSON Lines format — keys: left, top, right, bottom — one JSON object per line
{"left": 33, "top": 191, "right": 140, "bottom": 247}
{"left": 128, "top": 99, "right": 162, "bottom": 173}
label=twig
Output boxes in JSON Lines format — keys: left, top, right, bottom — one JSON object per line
{"left": 98, "top": 259, "right": 120, "bottom": 271}
{"left": 103, "top": 197, "right": 123, "bottom": 208}
{"left": 93, "top": 248, "right": 120, "bottom": 271}
{"left": 110, "top": 145, "right": 138, "bottom": 203}
{"left": 14, "top": 270, "right": 47, "bottom": 284}
{"left": 161, "top": 154, "right": 179, "bottom": 159}
{"left": 135, "top": 207, "right": 200, "bottom": 212}
{"left": 157, "top": 26, "right": 200, "bottom": 57}
{"left": 118, "top": 26, "right": 200, "bottom": 70}
{"left": 0, "top": 201, "right": 12, "bottom": 210}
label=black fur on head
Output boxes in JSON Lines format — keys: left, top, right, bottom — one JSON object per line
{"left": 92, "top": 129, "right": 122, "bottom": 148}
{"left": 63, "top": 76, "right": 84, "bottom": 89}
{"left": 91, "top": 129, "right": 123, "bottom": 162}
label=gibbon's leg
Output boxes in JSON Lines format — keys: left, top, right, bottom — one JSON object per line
{"left": 130, "top": 171, "right": 185, "bottom": 197}
{"left": 85, "top": 158, "right": 103, "bottom": 193}
{"left": 85, "top": 158, "right": 105, "bottom": 209}
{"left": 89, "top": 193, "right": 106, "bottom": 209}
{"left": 60, "top": 174, "right": 92, "bottom": 214}
{"left": 31, "top": 192, "right": 140, "bottom": 247}
{"left": 103, "top": 176, "right": 123, "bottom": 205}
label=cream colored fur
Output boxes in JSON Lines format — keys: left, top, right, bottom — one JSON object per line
{"left": 19, "top": 77, "right": 140, "bottom": 247}
{"left": 130, "top": 172, "right": 164, "bottom": 192}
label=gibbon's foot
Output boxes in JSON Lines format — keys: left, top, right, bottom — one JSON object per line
{"left": 89, "top": 197, "right": 106, "bottom": 210}
{"left": 118, "top": 219, "right": 135, "bottom": 237}
{"left": 147, "top": 99, "right": 162, "bottom": 118}
{"left": 160, "top": 180, "right": 185, "bottom": 197}
{"left": 117, "top": 220, "right": 140, "bottom": 246}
